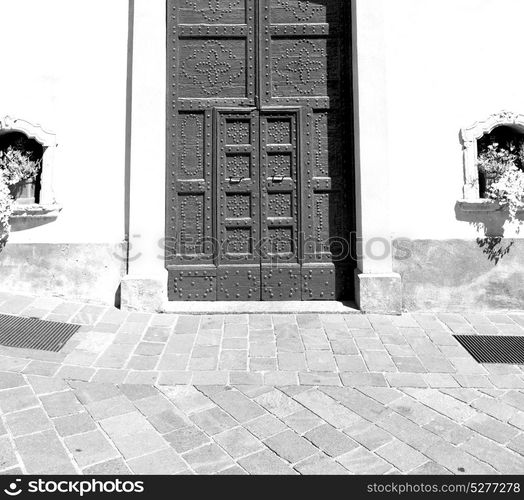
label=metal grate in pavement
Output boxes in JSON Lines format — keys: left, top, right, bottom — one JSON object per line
{"left": 454, "top": 335, "right": 524, "bottom": 364}
{"left": 0, "top": 314, "right": 81, "bottom": 352}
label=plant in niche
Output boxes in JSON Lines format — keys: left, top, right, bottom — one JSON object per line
{"left": 477, "top": 136, "right": 524, "bottom": 226}
{"left": 0, "top": 133, "right": 42, "bottom": 205}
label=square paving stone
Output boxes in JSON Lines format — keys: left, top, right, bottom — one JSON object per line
{"left": 182, "top": 443, "right": 235, "bottom": 474}
{"left": 244, "top": 414, "right": 288, "bottom": 440}
{"left": 124, "top": 371, "right": 158, "bottom": 385}
{"left": 305, "top": 351, "right": 337, "bottom": 372}
{"left": 229, "top": 372, "right": 264, "bottom": 385}
{"left": 157, "top": 354, "right": 189, "bottom": 371}
{"left": 343, "top": 421, "right": 394, "bottom": 451}
{"left": 214, "top": 427, "right": 263, "bottom": 458}
{"left": 460, "top": 435, "right": 524, "bottom": 475}
{"left": 83, "top": 458, "right": 131, "bottom": 475}
{"left": 219, "top": 350, "right": 247, "bottom": 370}
{"left": 0, "top": 386, "right": 39, "bottom": 414}
{"left": 293, "top": 389, "right": 361, "bottom": 429}
{"left": 111, "top": 430, "right": 167, "bottom": 460}
{"left": 128, "top": 447, "right": 187, "bottom": 475}
{"left": 100, "top": 412, "right": 152, "bottom": 437}
{"left": 22, "top": 361, "right": 61, "bottom": 377}
{"left": 161, "top": 386, "right": 214, "bottom": 414}
{"left": 53, "top": 412, "right": 97, "bottom": 437}
{"left": 65, "top": 430, "right": 118, "bottom": 467}
{"left": 0, "top": 436, "right": 18, "bottom": 471}
{"left": 238, "top": 450, "right": 295, "bottom": 475}
{"left": 158, "top": 371, "right": 192, "bottom": 385}
{"left": 126, "top": 356, "right": 159, "bottom": 371}
{"left": 165, "top": 426, "right": 210, "bottom": 453}
{"left": 135, "top": 342, "right": 165, "bottom": 356}
{"left": 56, "top": 366, "right": 96, "bottom": 382}
{"left": 149, "top": 409, "right": 190, "bottom": 434}
{"left": 144, "top": 327, "right": 171, "bottom": 343}
{"left": 282, "top": 409, "right": 323, "bottom": 435}
{"left": 15, "top": 430, "right": 75, "bottom": 474}
{"left": 298, "top": 372, "right": 342, "bottom": 386}
{"left": 5, "top": 407, "right": 52, "bottom": 437}
{"left": 337, "top": 447, "right": 392, "bottom": 474}
{"left": 70, "top": 381, "right": 122, "bottom": 404}
{"left": 189, "top": 407, "right": 237, "bottom": 436}
{"left": 26, "top": 375, "right": 69, "bottom": 395}
{"left": 295, "top": 453, "right": 349, "bottom": 475}
{"left": 218, "top": 465, "right": 248, "bottom": 475}
{"left": 40, "top": 390, "right": 83, "bottom": 418}
{"left": 85, "top": 395, "right": 136, "bottom": 420}
{"left": 464, "top": 414, "right": 520, "bottom": 444}
{"left": 331, "top": 339, "right": 359, "bottom": 355}
{"left": 264, "top": 430, "right": 318, "bottom": 464}
{"left": 375, "top": 440, "right": 427, "bottom": 472}
{"left": 278, "top": 353, "right": 307, "bottom": 371}
{"left": 304, "top": 424, "right": 358, "bottom": 457}
{"left": 254, "top": 389, "right": 302, "bottom": 418}
{"left": 335, "top": 355, "right": 367, "bottom": 372}
{"left": 210, "top": 389, "right": 266, "bottom": 423}
{"left": 340, "top": 373, "right": 388, "bottom": 387}
{"left": 133, "top": 395, "right": 174, "bottom": 417}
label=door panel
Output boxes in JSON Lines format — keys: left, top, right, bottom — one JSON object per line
{"left": 260, "top": 110, "right": 302, "bottom": 300}
{"left": 216, "top": 109, "right": 261, "bottom": 300}
{"left": 167, "top": 0, "right": 354, "bottom": 301}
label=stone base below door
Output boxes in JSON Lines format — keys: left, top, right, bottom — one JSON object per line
{"left": 355, "top": 271, "right": 403, "bottom": 315}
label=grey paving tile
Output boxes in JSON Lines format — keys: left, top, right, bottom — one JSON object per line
{"left": 238, "top": 450, "right": 296, "bottom": 475}
{"left": 264, "top": 430, "right": 318, "bottom": 464}
{"left": 64, "top": 430, "right": 118, "bottom": 467}
{"left": 15, "top": 430, "right": 76, "bottom": 474}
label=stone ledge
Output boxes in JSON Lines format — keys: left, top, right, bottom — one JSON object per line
{"left": 161, "top": 301, "right": 360, "bottom": 315}
{"left": 11, "top": 203, "right": 62, "bottom": 219}
{"left": 457, "top": 199, "right": 524, "bottom": 215}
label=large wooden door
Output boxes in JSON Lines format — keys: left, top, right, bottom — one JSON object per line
{"left": 167, "top": 0, "right": 354, "bottom": 301}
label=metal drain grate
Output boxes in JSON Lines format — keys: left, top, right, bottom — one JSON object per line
{"left": 0, "top": 314, "right": 81, "bottom": 352}
{"left": 454, "top": 335, "right": 524, "bottom": 364}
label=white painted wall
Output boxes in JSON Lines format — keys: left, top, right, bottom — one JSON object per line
{"left": 383, "top": 0, "right": 524, "bottom": 239}
{"left": 0, "top": 0, "right": 129, "bottom": 244}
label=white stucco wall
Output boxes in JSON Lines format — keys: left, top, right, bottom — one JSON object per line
{"left": 383, "top": 0, "right": 524, "bottom": 239}
{"left": 0, "top": 0, "right": 128, "bottom": 244}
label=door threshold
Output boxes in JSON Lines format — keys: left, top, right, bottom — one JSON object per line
{"left": 160, "top": 301, "right": 360, "bottom": 315}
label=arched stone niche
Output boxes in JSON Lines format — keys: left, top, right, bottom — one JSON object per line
{"left": 460, "top": 110, "right": 524, "bottom": 200}
{"left": 0, "top": 116, "right": 61, "bottom": 219}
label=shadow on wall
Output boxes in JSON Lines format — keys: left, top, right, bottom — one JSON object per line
{"left": 454, "top": 202, "right": 522, "bottom": 264}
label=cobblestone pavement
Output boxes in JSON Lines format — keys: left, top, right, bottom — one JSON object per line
{"left": 0, "top": 292, "right": 523, "bottom": 474}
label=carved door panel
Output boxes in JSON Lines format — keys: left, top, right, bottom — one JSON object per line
{"left": 260, "top": 109, "right": 302, "bottom": 300}
{"left": 216, "top": 109, "right": 261, "bottom": 300}
{"left": 167, "top": 0, "right": 353, "bottom": 301}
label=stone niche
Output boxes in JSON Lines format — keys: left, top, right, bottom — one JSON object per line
{"left": 456, "top": 111, "right": 524, "bottom": 234}
{"left": 459, "top": 110, "right": 524, "bottom": 201}
{"left": 0, "top": 116, "right": 61, "bottom": 224}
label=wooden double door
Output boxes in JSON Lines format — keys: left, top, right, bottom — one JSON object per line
{"left": 167, "top": 0, "right": 354, "bottom": 301}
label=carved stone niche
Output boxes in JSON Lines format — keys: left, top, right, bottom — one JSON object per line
{"left": 0, "top": 116, "right": 61, "bottom": 221}
{"left": 459, "top": 110, "right": 524, "bottom": 201}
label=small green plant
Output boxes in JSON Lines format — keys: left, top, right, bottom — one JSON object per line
{"left": 0, "top": 174, "right": 14, "bottom": 238}
{"left": 0, "top": 136, "right": 42, "bottom": 186}
{"left": 477, "top": 140, "right": 524, "bottom": 225}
